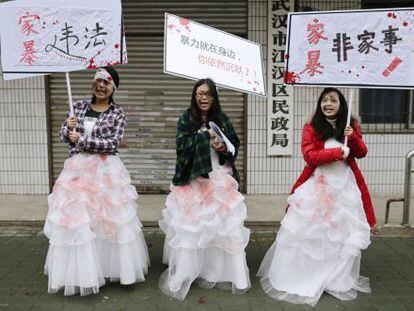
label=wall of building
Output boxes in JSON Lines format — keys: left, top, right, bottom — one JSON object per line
{"left": 1, "top": 0, "right": 413, "bottom": 198}
{"left": 0, "top": 68, "right": 49, "bottom": 194}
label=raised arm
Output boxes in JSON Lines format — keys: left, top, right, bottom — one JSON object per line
{"left": 347, "top": 120, "right": 368, "bottom": 159}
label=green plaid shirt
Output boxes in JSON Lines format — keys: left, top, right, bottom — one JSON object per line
{"left": 172, "top": 109, "right": 240, "bottom": 186}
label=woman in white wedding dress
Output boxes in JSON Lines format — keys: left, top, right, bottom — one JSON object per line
{"left": 257, "top": 87, "right": 379, "bottom": 306}
{"left": 44, "top": 67, "right": 149, "bottom": 296}
{"left": 159, "top": 78, "right": 251, "bottom": 300}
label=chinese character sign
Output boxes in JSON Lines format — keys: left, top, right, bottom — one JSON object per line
{"left": 164, "top": 13, "right": 266, "bottom": 96}
{"left": 285, "top": 8, "right": 414, "bottom": 88}
{"left": 267, "top": 0, "right": 294, "bottom": 156}
{"left": 0, "top": 1, "right": 127, "bottom": 80}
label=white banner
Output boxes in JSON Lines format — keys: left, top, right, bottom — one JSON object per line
{"left": 164, "top": 13, "right": 266, "bottom": 96}
{"left": 0, "top": 0, "right": 126, "bottom": 80}
{"left": 285, "top": 8, "right": 414, "bottom": 89}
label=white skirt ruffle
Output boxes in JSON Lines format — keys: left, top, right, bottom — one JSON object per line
{"left": 257, "top": 156, "right": 371, "bottom": 306}
{"left": 44, "top": 153, "right": 150, "bottom": 296}
{"left": 159, "top": 154, "right": 251, "bottom": 300}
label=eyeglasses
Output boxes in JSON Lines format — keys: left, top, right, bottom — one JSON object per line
{"left": 195, "top": 92, "right": 213, "bottom": 99}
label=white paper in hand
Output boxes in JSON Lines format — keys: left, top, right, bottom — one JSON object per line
{"left": 208, "top": 122, "right": 235, "bottom": 156}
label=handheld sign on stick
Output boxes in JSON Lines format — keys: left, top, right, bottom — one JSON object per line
{"left": 66, "top": 72, "right": 74, "bottom": 116}
{"left": 344, "top": 89, "right": 354, "bottom": 148}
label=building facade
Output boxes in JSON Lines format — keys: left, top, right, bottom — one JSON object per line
{"left": 1, "top": 0, "right": 413, "bottom": 198}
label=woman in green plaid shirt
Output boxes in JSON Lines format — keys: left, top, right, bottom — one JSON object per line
{"left": 159, "top": 78, "right": 251, "bottom": 300}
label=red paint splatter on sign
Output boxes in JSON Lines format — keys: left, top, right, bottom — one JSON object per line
{"left": 180, "top": 18, "right": 190, "bottom": 26}
{"left": 87, "top": 58, "right": 97, "bottom": 69}
{"left": 115, "top": 43, "right": 119, "bottom": 49}
{"left": 283, "top": 71, "right": 299, "bottom": 84}
{"left": 403, "top": 21, "right": 408, "bottom": 27}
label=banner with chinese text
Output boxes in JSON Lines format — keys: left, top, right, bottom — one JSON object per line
{"left": 0, "top": 0, "right": 126, "bottom": 80}
{"left": 267, "top": 0, "right": 294, "bottom": 156}
{"left": 164, "top": 13, "right": 266, "bottom": 96}
{"left": 285, "top": 8, "right": 414, "bottom": 88}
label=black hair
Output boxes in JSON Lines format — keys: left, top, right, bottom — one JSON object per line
{"left": 311, "top": 87, "right": 355, "bottom": 141}
{"left": 104, "top": 66, "right": 120, "bottom": 89}
{"left": 188, "top": 78, "right": 223, "bottom": 132}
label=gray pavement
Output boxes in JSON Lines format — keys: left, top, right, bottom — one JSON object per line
{"left": 0, "top": 226, "right": 413, "bottom": 311}
{"left": 1, "top": 194, "right": 413, "bottom": 226}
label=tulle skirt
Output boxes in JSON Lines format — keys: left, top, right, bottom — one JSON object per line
{"left": 159, "top": 162, "right": 251, "bottom": 300}
{"left": 257, "top": 160, "right": 371, "bottom": 306}
{"left": 44, "top": 153, "right": 150, "bottom": 296}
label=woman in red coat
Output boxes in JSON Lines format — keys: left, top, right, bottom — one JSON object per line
{"left": 257, "top": 87, "right": 379, "bottom": 306}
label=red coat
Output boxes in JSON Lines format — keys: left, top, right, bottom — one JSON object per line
{"left": 289, "top": 121, "right": 377, "bottom": 227}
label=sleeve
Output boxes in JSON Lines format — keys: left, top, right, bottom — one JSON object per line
{"left": 347, "top": 120, "right": 368, "bottom": 159}
{"left": 78, "top": 110, "right": 125, "bottom": 154}
{"left": 172, "top": 113, "right": 212, "bottom": 185}
{"left": 59, "top": 101, "right": 79, "bottom": 143}
{"left": 301, "top": 124, "right": 343, "bottom": 167}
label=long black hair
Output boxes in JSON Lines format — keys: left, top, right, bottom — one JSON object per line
{"left": 188, "top": 78, "right": 223, "bottom": 132}
{"left": 311, "top": 87, "right": 355, "bottom": 141}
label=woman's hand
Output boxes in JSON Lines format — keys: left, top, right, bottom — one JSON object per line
{"left": 67, "top": 115, "right": 77, "bottom": 130}
{"left": 208, "top": 128, "right": 216, "bottom": 138}
{"left": 69, "top": 130, "right": 80, "bottom": 144}
{"left": 371, "top": 224, "right": 380, "bottom": 235}
{"left": 341, "top": 146, "right": 350, "bottom": 159}
{"left": 344, "top": 126, "right": 353, "bottom": 137}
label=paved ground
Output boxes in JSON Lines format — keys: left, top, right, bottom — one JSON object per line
{"left": 0, "top": 227, "right": 413, "bottom": 311}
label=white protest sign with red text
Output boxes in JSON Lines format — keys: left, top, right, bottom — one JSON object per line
{"left": 164, "top": 13, "right": 266, "bottom": 96}
{"left": 285, "top": 8, "right": 414, "bottom": 89}
{"left": 0, "top": 0, "right": 126, "bottom": 80}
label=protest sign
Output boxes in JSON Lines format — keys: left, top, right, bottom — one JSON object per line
{"left": 285, "top": 8, "right": 414, "bottom": 89}
{"left": 0, "top": 0, "right": 126, "bottom": 80}
{"left": 164, "top": 13, "right": 266, "bottom": 96}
